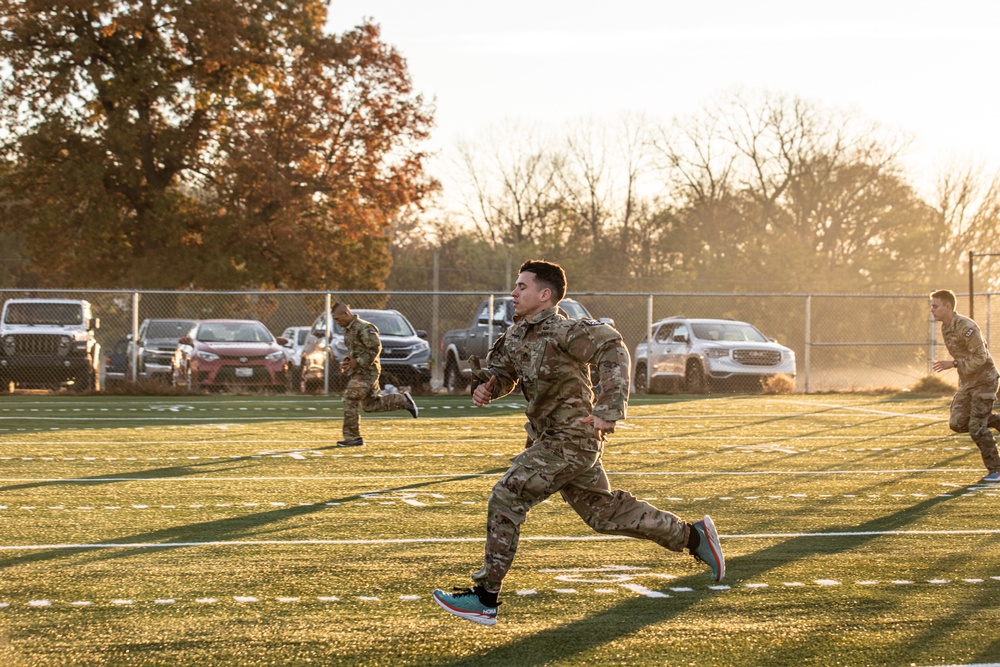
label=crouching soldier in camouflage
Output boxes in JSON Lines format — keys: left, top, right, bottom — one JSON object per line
{"left": 332, "top": 303, "right": 417, "bottom": 447}
{"left": 432, "top": 260, "right": 725, "bottom": 626}
{"left": 930, "top": 289, "right": 1000, "bottom": 482}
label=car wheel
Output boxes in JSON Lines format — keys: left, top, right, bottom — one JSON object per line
{"left": 444, "top": 360, "right": 466, "bottom": 395}
{"left": 634, "top": 363, "right": 648, "bottom": 394}
{"left": 684, "top": 360, "right": 707, "bottom": 394}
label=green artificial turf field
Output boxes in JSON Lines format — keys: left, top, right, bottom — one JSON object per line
{"left": 0, "top": 392, "right": 998, "bottom": 666}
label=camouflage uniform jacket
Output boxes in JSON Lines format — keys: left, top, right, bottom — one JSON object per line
{"left": 343, "top": 314, "right": 381, "bottom": 380}
{"left": 483, "top": 305, "right": 631, "bottom": 445}
{"left": 943, "top": 312, "right": 997, "bottom": 387}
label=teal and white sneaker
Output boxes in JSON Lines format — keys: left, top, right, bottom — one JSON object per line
{"left": 981, "top": 471, "right": 1000, "bottom": 482}
{"left": 692, "top": 515, "right": 726, "bottom": 582}
{"left": 432, "top": 587, "right": 499, "bottom": 626}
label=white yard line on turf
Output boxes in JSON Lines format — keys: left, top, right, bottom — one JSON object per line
{"left": 0, "top": 468, "right": 988, "bottom": 483}
{"left": 3, "top": 528, "right": 1000, "bottom": 551}
{"left": 775, "top": 399, "right": 944, "bottom": 421}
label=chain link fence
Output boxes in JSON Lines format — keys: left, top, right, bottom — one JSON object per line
{"left": 2, "top": 288, "right": 995, "bottom": 394}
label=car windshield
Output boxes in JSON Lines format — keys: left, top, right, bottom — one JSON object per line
{"left": 558, "top": 300, "right": 591, "bottom": 319}
{"left": 335, "top": 311, "right": 415, "bottom": 337}
{"left": 4, "top": 302, "right": 83, "bottom": 325}
{"left": 146, "top": 320, "right": 196, "bottom": 339}
{"left": 197, "top": 322, "right": 273, "bottom": 343}
{"left": 691, "top": 322, "right": 768, "bottom": 343}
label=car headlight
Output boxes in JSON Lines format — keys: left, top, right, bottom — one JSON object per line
{"left": 704, "top": 348, "right": 729, "bottom": 358}
{"left": 265, "top": 350, "right": 285, "bottom": 362}
{"left": 196, "top": 350, "right": 220, "bottom": 362}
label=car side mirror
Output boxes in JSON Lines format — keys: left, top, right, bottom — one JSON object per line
{"left": 673, "top": 333, "right": 688, "bottom": 343}
{"left": 312, "top": 330, "right": 326, "bottom": 339}
{"left": 276, "top": 337, "right": 289, "bottom": 346}
{"left": 178, "top": 336, "right": 192, "bottom": 345}
{"left": 416, "top": 330, "right": 428, "bottom": 339}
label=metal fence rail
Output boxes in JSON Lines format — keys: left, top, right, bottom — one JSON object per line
{"left": 1, "top": 288, "right": 994, "bottom": 394}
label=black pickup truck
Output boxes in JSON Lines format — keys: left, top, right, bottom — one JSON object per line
{"left": 440, "top": 296, "right": 612, "bottom": 393}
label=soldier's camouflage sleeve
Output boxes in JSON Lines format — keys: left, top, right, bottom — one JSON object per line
{"left": 485, "top": 330, "right": 519, "bottom": 400}
{"left": 565, "top": 320, "right": 630, "bottom": 423}
{"left": 957, "top": 322, "right": 990, "bottom": 375}
{"left": 353, "top": 324, "right": 380, "bottom": 369}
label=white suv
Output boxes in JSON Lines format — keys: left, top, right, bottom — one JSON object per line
{"left": 0, "top": 298, "right": 102, "bottom": 392}
{"left": 634, "top": 317, "right": 795, "bottom": 394}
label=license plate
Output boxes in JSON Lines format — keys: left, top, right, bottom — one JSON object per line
{"left": 235, "top": 367, "right": 253, "bottom": 377}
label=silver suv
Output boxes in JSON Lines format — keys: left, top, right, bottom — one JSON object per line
{"left": 299, "top": 309, "right": 431, "bottom": 393}
{"left": 0, "top": 299, "right": 102, "bottom": 392}
{"left": 634, "top": 317, "right": 795, "bottom": 394}
{"left": 128, "top": 318, "right": 197, "bottom": 380}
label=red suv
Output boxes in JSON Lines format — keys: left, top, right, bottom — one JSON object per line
{"left": 171, "top": 319, "right": 289, "bottom": 391}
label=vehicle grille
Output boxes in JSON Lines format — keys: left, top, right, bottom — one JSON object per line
{"left": 733, "top": 349, "right": 781, "bottom": 366}
{"left": 10, "top": 334, "right": 64, "bottom": 356}
{"left": 213, "top": 367, "right": 273, "bottom": 383}
{"left": 381, "top": 348, "right": 411, "bottom": 359}
{"left": 219, "top": 354, "right": 267, "bottom": 362}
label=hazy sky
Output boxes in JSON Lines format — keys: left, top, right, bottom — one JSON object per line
{"left": 326, "top": 0, "right": 1000, "bottom": 192}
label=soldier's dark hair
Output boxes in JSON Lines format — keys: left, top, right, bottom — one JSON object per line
{"left": 519, "top": 259, "right": 567, "bottom": 302}
{"left": 332, "top": 302, "right": 349, "bottom": 313}
{"left": 930, "top": 289, "right": 956, "bottom": 309}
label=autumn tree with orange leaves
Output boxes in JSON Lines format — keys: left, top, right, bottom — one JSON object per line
{"left": 0, "top": 1, "right": 435, "bottom": 289}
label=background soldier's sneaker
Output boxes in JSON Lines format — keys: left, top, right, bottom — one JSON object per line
{"left": 403, "top": 392, "right": 418, "bottom": 418}
{"left": 692, "top": 515, "right": 726, "bottom": 582}
{"left": 431, "top": 587, "right": 498, "bottom": 626}
{"left": 981, "top": 471, "right": 1000, "bottom": 482}
{"left": 336, "top": 437, "right": 364, "bottom": 447}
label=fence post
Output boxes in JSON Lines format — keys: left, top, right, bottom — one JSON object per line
{"left": 130, "top": 292, "right": 139, "bottom": 383}
{"left": 646, "top": 294, "right": 653, "bottom": 377}
{"left": 323, "top": 292, "right": 332, "bottom": 396}
{"left": 928, "top": 311, "right": 936, "bottom": 377}
{"left": 487, "top": 294, "right": 495, "bottom": 350}
{"left": 987, "top": 293, "right": 992, "bottom": 348}
{"left": 804, "top": 295, "right": 811, "bottom": 394}
{"left": 432, "top": 252, "right": 440, "bottom": 386}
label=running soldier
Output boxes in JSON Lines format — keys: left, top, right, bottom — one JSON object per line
{"left": 930, "top": 289, "right": 1000, "bottom": 482}
{"left": 432, "top": 260, "right": 724, "bottom": 626}
{"left": 333, "top": 303, "right": 417, "bottom": 447}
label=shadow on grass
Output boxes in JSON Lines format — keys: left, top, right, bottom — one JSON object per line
{"left": 0, "top": 443, "right": 349, "bottom": 493}
{"left": 433, "top": 482, "right": 986, "bottom": 667}
{"left": 0, "top": 468, "right": 508, "bottom": 571}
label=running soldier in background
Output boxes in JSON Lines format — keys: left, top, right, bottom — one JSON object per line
{"left": 432, "top": 259, "right": 725, "bottom": 626}
{"left": 333, "top": 303, "right": 417, "bottom": 447}
{"left": 930, "top": 289, "right": 1000, "bottom": 482}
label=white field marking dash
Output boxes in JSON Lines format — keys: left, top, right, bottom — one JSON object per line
{"left": 620, "top": 584, "right": 670, "bottom": 598}
{"left": 5, "top": 528, "right": 1000, "bottom": 552}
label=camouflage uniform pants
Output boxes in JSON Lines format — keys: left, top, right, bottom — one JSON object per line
{"left": 341, "top": 375, "right": 409, "bottom": 440}
{"left": 950, "top": 377, "right": 1000, "bottom": 473}
{"left": 471, "top": 438, "right": 689, "bottom": 593}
